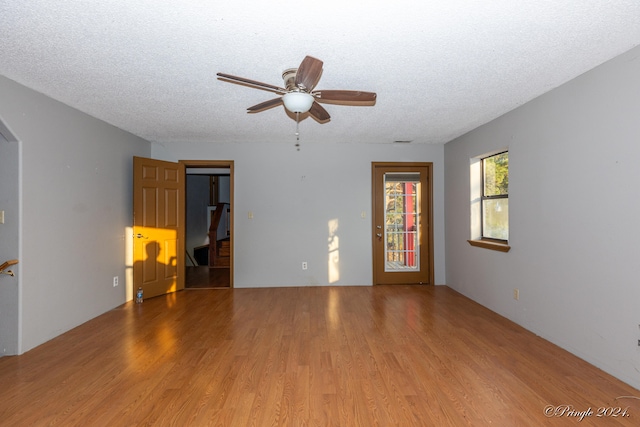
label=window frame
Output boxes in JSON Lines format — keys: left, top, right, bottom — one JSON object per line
{"left": 480, "top": 151, "right": 509, "bottom": 242}
{"left": 467, "top": 150, "right": 510, "bottom": 252}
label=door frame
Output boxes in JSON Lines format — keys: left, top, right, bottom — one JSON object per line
{"left": 371, "top": 162, "right": 434, "bottom": 286}
{"left": 180, "top": 160, "right": 234, "bottom": 288}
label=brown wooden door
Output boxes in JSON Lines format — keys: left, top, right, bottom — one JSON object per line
{"left": 372, "top": 162, "right": 433, "bottom": 285}
{"left": 133, "top": 156, "right": 185, "bottom": 299}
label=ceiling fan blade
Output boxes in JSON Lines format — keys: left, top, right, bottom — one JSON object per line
{"left": 217, "top": 73, "right": 287, "bottom": 94}
{"left": 309, "top": 101, "right": 331, "bottom": 123}
{"left": 295, "top": 56, "right": 323, "bottom": 91}
{"left": 312, "top": 90, "right": 377, "bottom": 105}
{"left": 247, "top": 97, "right": 283, "bottom": 112}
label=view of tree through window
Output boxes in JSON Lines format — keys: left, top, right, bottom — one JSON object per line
{"left": 482, "top": 152, "right": 508, "bottom": 240}
{"left": 384, "top": 174, "right": 420, "bottom": 270}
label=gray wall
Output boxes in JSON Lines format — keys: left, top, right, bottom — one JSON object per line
{"left": 445, "top": 45, "right": 640, "bottom": 388}
{"left": 154, "top": 142, "right": 446, "bottom": 287}
{"left": 185, "top": 174, "right": 211, "bottom": 259}
{"left": 0, "top": 75, "right": 150, "bottom": 354}
{"left": 0, "top": 125, "right": 20, "bottom": 355}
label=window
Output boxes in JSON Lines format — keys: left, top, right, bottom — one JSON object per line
{"left": 468, "top": 151, "right": 510, "bottom": 252}
{"left": 481, "top": 152, "right": 508, "bottom": 241}
{"left": 384, "top": 172, "right": 420, "bottom": 271}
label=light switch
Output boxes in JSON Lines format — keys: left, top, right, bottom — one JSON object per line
{"left": 248, "top": 211, "right": 253, "bottom": 219}
{"left": 0, "top": 210, "right": 4, "bottom": 224}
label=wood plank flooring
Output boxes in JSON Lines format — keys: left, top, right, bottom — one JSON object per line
{"left": 1, "top": 285, "right": 639, "bottom": 426}
{"left": 185, "top": 266, "right": 230, "bottom": 288}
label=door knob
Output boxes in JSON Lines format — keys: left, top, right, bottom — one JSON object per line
{"left": 134, "top": 233, "right": 148, "bottom": 239}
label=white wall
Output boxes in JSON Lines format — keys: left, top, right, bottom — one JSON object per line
{"left": 154, "top": 142, "right": 445, "bottom": 287}
{"left": 445, "top": 45, "right": 640, "bottom": 388}
{"left": 0, "top": 76, "right": 151, "bottom": 353}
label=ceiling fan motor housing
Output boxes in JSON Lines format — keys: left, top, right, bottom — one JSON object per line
{"left": 282, "top": 68, "right": 298, "bottom": 91}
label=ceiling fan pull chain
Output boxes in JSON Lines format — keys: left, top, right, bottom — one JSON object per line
{"left": 295, "top": 112, "right": 301, "bottom": 150}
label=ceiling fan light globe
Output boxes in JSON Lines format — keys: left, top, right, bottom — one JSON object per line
{"left": 282, "top": 92, "right": 314, "bottom": 113}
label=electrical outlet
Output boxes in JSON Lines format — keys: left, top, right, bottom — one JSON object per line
{"left": 113, "top": 276, "right": 119, "bottom": 287}
{"left": 302, "top": 262, "right": 308, "bottom": 270}
{"left": 513, "top": 288, "right": 519, "bottom": 300}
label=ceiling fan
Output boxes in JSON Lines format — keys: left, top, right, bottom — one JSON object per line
{"left": 216, "top": 56, "right": 377, "bottom": 124}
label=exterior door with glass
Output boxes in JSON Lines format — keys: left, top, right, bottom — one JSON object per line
{"left": 372, "top": 162, "right": 433, "bottom": 285}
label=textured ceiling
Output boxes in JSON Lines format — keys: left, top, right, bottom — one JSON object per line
{"left": 1, "top": 1, "right": 639, "bottom": 145}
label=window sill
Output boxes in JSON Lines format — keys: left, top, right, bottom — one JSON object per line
{"left": 467, "top": 239, "right": 511, "bottom": 252}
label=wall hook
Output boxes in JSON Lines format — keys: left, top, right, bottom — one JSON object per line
{"left": 0, "top": 259, "right": 18, "bottom": 277}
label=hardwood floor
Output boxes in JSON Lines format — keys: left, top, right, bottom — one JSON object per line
{"left": 185, "top": 266, "right": 230, "bottom": 288}
{"left": 1, "top": 285, "right": 638, "bottom": 426}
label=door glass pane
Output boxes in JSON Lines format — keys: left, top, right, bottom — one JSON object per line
{"left": 384, "top": 173, "right": 420, "bottom": 272}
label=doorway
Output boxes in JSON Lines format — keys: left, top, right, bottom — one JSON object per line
{"left": 182, "top": 160, "right": 234, "bottom": 288}
{"left": 372, "top": 162, "right": 433, "bottom": 285}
